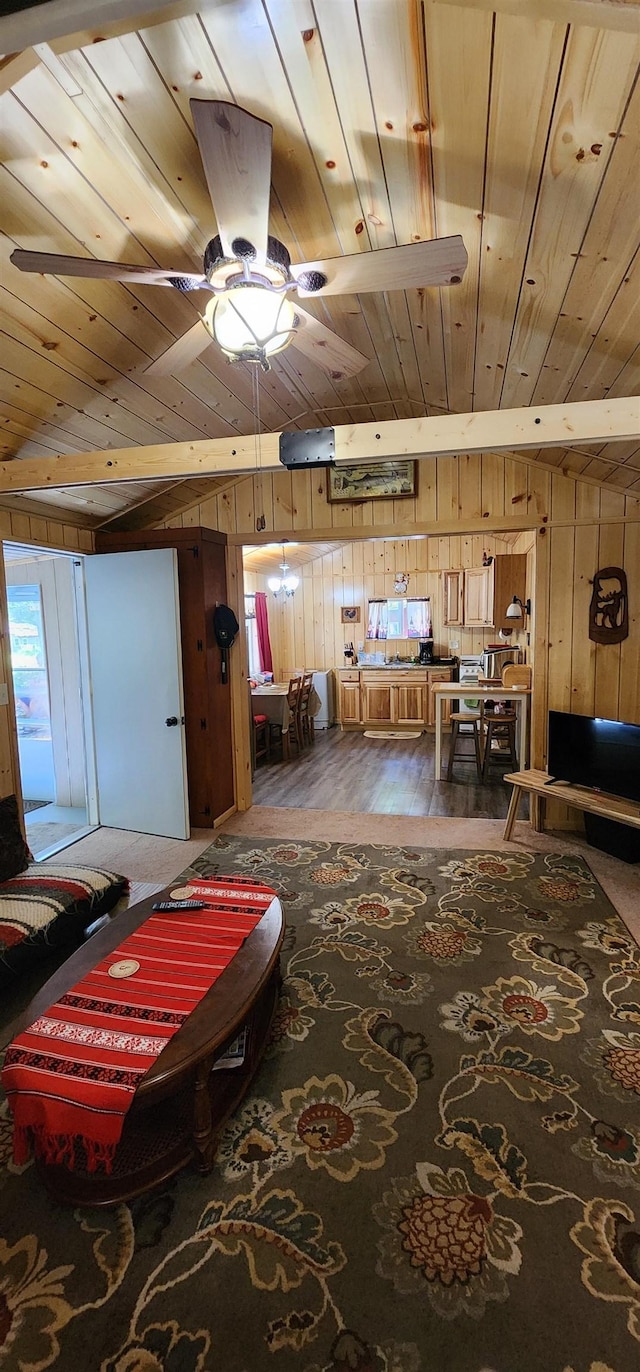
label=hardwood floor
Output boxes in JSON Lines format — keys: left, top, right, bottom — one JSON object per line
{"left": 252, "top": 727, "right": 524, "bottom": 819}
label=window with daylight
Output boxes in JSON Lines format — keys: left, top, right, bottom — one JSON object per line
{"left": 244, "top": 596, "right": 260, "bottom": 677}
{"left": 366, "top": 598, "right": 431, "bottom": 640}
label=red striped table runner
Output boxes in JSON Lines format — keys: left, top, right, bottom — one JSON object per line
{"left": 2, "top": 877, "right": 277, "bottom": 1172}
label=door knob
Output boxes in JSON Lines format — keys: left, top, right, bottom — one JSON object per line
{"left": 165, "top": 716, "right": 179, "bottom": 726}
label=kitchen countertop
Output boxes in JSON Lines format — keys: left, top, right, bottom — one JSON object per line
{"left": 339, "top": 660, "right": 457, "bottom": 670}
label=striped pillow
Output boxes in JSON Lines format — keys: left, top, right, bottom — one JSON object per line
{"left": 0, "top": 863, "right": 128, "bottom": 985}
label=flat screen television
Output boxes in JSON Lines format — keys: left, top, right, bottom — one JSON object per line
{"left": 547, "top": 711, "right": 640, "bottom": 804}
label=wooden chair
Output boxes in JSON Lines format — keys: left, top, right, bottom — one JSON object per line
{"left": 288, "top": 675, "right": 304, "bottom": 751}
{"left": 299, "top": 672, "right": 315, "bottom": 747}
{"left": 269, "top": 676, "right": 303, "bottom": 760}
{"left": 252, "top": 712, "right": 270, "bottom": 765}
{"left": 447, "top": 707, "right": 484, "bottom": 782}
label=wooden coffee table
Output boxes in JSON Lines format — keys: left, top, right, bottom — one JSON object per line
{"left": 6, "top": 885, "right": 284, "bottom": 1206}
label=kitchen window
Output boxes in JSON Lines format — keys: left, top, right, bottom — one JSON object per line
{"left": 366, "top": 598, "right": 431, "bottom": 640}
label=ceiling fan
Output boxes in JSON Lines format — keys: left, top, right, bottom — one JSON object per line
{"left": 10, "top": 100, "right": 468, "bottom": 382}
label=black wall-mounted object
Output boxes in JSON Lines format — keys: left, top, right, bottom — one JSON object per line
{"left": 588, "top": 566, "right": 628, "bottom": 644}
{"left": 279, "top": 427, "right": 335, "bottom": 468}
{"left": 213, "top": 604, "right": 239, "bottom": 684}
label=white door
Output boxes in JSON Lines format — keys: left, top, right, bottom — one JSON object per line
{"left": 83, "top": 549, "right": 189, "bottom": 838}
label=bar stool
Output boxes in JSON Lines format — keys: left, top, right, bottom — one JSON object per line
{"left": 482, "top": 710, "right": 518, "bottom": 781}
{"left": 447, "top": 709, "right": 484, "bottom": 782}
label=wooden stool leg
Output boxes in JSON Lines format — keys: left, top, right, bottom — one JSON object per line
{"left": 482, "top": 719, "right": 493, "bottom": 782}
{"left": 509, "top": 720, "right": 518, "bottom": 770}
{"left": 473, "top": 719, "right": 483, "bottom": 782}
{"left": 503, "top": 784, "right": 522, "bottom": 840}
{"left": 447, "top": 719, "right": 459, "bottom": 781}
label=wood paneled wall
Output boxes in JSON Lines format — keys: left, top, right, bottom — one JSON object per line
{"left": 247, "top": 533, "right": 528, "bottom": 679}
{"left": 164, "top": 451, "right": 640, "bottom": 817}
{"left": 164, "top": 450, "right": 549, "bottom": 538}
{"left": 0, "top": 508, "right": 95, "bottom": 800}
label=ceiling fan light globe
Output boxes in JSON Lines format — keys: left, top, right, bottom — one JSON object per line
{"left": 267, "top": 576, "right": 282, "bottom": 593}
{"left": 283, "top": 575, "right": 299, "bottom": 593}
{"left": 204, "top": 287, "right": 295, "bottom": 361}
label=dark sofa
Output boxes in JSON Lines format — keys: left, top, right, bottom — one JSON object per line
{"left": 0, "top": 795, "right": 128, "bottom": 987}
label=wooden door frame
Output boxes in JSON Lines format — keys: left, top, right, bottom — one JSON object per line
{"left": 227, "top": 525, "right": 540, "bottom": 816}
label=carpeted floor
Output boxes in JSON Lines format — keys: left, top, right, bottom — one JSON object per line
{"left": 1, "top": 836, "right": 639, "bottom": 1371}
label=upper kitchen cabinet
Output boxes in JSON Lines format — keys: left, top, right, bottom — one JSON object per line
{"left": 464, "top": 567, "right": 493, "bottom": 627}
{"left": 442, "top": 570, "right": 464, "bottom": 627}
{"left": 441, "top": 556, "right": 527, "bottom": 629}
{"left": 490, "top": 555, "right": 528, "bottom": 631}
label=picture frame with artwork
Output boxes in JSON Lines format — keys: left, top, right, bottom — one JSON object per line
{"left": 327, "top": 460, "right": 417, "bottom": 503}
{"left": 341, "top": 606, "right": 360, "bottom": 623}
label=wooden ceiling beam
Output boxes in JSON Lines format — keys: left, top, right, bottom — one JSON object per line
{"left": 0, "top": 1, "right": 200, "bottom": 55}
{"left": 0, "top": 397, "right": 638, "bottom": 494}
{"left": 433, "top": 0, "right": 640, "bottom": 34}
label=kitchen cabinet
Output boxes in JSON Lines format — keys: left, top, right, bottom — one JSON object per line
{"left": 441, "top": 556, "right": 527, "bottom": 629}
{"left": 338, "top": 668, "right": 452, "bottom": 731}
{"left": 491, "top": 554, "right": 527, "bottom": 631}
{"left": 394, "top": 681, "right": 426, "bottom": 726}
{"left": 362, "top": 677, "right": 395, "bottom": 724}
{"left": 464, "top": 566, "right": 493, "bottom": 627}
{"left": 340, "top": 677, "right": 362, "bottom": 724}
{"left": 442, "top": 570, "right": 464, "bottom": 626}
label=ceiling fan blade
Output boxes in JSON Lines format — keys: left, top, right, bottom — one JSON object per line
{"left": 190, "top": 99, "right": 273, "bottom": 266}
{"left": 144, "top": 321, "right": 213, "bottom": 377}
{"left": 290, "top": 306, "right": 370, "bottom": 379}
{"left": 293, "top": 235, "right": 468, "bottom": 297}
{"left": 10, "top": 249, "right": 208, "bottom": 288}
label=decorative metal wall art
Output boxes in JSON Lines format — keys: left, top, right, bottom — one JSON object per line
{"left": 327, "top": 460, "right": 417, "bottom": 503}
{"left": 588, "top": 566, "right": 628, "bottom": 644}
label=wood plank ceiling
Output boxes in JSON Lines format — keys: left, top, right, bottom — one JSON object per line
{"left": 1, "top": 0, "right": 638, "bottom": 529}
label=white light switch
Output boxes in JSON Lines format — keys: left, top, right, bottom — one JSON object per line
{"left": 0, "top": 683, "right": 9, "bottom": 706}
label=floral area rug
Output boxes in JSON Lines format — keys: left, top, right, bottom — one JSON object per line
{"left": 1, "top": 838, "right": 639, "bottom": 1372}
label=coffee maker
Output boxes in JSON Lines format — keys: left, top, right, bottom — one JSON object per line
{"left": 418, "top": 639, "right": 434, "bottom": 665}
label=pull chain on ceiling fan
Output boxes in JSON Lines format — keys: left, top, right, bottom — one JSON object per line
{"left": 11, "top": 99, "right": 467, "bottom": 382}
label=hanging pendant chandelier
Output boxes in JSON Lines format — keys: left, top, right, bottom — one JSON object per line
{"left": 267, "top": 542, "right": 299, "bottom": 598}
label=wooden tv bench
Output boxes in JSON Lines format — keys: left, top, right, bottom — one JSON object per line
{"left": 503, "top": 769, "right": 640, "bottom": 841}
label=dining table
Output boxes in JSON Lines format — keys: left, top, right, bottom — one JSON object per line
{"left": 432, "top": 681, "right": 532, "bottom": 781}
{"left": 251, "top": 681, "right": 321, "bottom": 761}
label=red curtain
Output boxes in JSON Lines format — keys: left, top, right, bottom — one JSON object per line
{"left": 255, "top": 592, "right": 273, "bottom": 674}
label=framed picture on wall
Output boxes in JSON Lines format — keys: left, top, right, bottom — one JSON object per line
{"left": 327, "top": 460, "right": 417, "bottom": 503}
{"left": 341, "top": 606, "right": 360, "bottom": 623}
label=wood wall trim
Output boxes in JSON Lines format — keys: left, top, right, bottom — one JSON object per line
{"left": 2, "top": 399, "right": 638, "bottom": 494}
{"left": 224, "top": 513, "right": 640, "bottom": 547}
{"left": 225, "top": 544, "right": 252, "bottom": 813}
{"left": 0, "top": 550, "right": 22, "bottom": 805}
{"left": 434, "top": 0, "right": 640, "bottom": 34}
